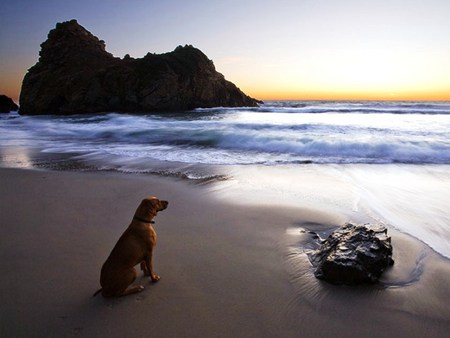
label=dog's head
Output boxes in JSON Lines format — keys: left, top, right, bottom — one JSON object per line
{"left": 135, "top": 196, "right": 169, "bottom": 220}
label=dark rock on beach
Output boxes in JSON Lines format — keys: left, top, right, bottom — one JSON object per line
{"left": 19, "top": 19, "right": 260, "bottom": 115}
{"left": 0, "top": 95, "right": 19, "bottom": 113}
{"left": 310, "top": 223, "right": 394, "bottom": 285}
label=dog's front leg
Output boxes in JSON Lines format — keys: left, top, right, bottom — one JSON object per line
{"left": 145, "top": 250, "right": 160, "bottom": 282}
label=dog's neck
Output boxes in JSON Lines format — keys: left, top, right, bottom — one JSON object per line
{"left": 133, "top": 216, "right": 155, "bottom": 224}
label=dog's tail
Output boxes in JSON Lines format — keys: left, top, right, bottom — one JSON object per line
{"left": 93, "top": 288, "right": 102, "bottom": 297}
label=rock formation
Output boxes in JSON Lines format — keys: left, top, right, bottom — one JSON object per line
{"left": 309, "top": 223, "right": 394, "bottom": 285}
{"left": 19, "top": 20, "right": 260, "bottom": 115}
{"left": 0, "top": 95, "right": 19, "bottom": 113}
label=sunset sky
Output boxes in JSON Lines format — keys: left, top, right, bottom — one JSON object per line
{"left": 1, "top": 0, "right": 450, "bottom": 102}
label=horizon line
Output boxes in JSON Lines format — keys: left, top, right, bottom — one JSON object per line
{"left": 4, "top": 96, "right": 450, "bottom": 105}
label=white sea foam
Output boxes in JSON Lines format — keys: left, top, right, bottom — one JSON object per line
{"left": 346, "top": 165, "right": 450, "bottom": 259}
{"left": 2, "top": 101, "right": 449, "bottom": 166}
{"left": 209, "top": 164, "right": 450, "bottom": 259}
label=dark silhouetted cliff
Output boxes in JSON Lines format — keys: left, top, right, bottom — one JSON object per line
{"left": 19, "top": 20, "right": 260, "bottom": 115}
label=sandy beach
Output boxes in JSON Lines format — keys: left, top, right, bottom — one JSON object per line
{"left": 1, "top": 167, "right": 449, "bottom": 337}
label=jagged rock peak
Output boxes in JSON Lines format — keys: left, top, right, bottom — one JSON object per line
{"left": 38, "top": 19, "right": 114, "bottom": 65}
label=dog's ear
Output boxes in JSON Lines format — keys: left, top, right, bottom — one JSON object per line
{"left": 141, "top": 198, "right": 153, "bottom": 206}
{"left": 135, "top": 198, "right": 155, "bottom": 218}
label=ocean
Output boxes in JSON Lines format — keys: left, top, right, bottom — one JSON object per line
{"left": 1, "top": 100, "right": 449, "bottom": 258}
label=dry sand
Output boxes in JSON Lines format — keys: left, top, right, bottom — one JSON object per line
{"left": 0, "top": 167, "right": 449, "bottom": 337}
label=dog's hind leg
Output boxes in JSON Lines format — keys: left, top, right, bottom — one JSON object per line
{"left": 101, "top": 267, "right": 142, "bottom": 297}
{"left": 117, "top": 268, "right": 145, "bottom": 296}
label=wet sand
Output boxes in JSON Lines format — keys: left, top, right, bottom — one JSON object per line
{"left": 0, "top": 167, "right": 449, "bottom": 337}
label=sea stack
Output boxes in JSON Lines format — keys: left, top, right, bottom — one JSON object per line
{"left": 19, "top": 19, "right": 260, "bottom": 115}
{"left": 0, "top": 95, "right": 19, "bottom": 113}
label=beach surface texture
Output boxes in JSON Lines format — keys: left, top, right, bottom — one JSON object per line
{"left": 1, "top": 167, "right": 449, "bottom": 337}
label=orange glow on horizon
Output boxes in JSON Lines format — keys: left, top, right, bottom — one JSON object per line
{"left": 4, "top": 86, "right": 450, "bottom": 106}
{"left": 249, "top": 89, "right": 450, "bottom": 102}
{"left": 0, "top": 79, "right": 21, "bottom": 104}
{"left": 2, "top": 71, "right": 449, "bottom": 105}
{"left": 241, "top": 84, "right": 450, "bottom": 102}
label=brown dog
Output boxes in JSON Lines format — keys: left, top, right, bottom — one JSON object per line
{"left": 94, "top": 197, "right": 168, "bottom": 297}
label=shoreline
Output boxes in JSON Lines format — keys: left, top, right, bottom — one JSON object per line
{"left": 1, "top": 167, "right": 449, "bottom": 337}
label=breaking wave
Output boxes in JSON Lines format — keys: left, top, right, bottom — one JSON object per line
{"left": 1, "top": 100, "right": 450, "bottom": 167}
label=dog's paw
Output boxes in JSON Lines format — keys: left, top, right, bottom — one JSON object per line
{"left": 151, "top": 274, "right": 160, "bottom": 283}
{"left": 137, "top": 285, "right": 145, "bottom": 292}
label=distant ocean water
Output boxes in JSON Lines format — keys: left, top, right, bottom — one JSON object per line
{"left": 1, "top": 100, "right": 450, "bottom": 258}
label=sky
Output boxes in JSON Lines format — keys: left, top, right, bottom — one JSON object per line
{"left": 1, "top": 0, "right": 450, "bottom": 102}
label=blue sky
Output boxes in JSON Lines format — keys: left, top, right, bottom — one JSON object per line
{"left": 1, "top": 0, "right": 450, "bottom": 101}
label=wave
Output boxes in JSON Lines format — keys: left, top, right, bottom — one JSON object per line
{"left": 196, "top": 100, "right": 450, "bottom": 115}
{"left": 1, "top": 101, "right": 450, "bottom": 166}
{"left": 37, "top": 125, "right": 450, "bottom": 165}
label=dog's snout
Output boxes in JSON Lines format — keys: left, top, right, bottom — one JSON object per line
{"left": 160, "top": 200, "right": 169, "bottom": 210}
